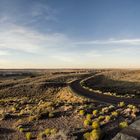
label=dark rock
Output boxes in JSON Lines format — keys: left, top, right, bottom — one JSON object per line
{"left": 112, "top": 119, "right": 140, "bottom": 140}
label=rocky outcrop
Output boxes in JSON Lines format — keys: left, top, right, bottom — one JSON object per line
{"left": 112, "top": 119, "right": 140, "bottom": 140}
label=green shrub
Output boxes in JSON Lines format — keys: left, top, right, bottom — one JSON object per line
{"left": 13, "top": 119, "right": 23, "bottom": 128}
{"left": 79, "top": 110, "right": 85, "bottom": 116}
{"left": 108, "top": 105, "right": 115, "bottom": 110}
{"left": 111, "top": 111, "right": 118, "bottom": 117}
{"left": 127, "top": 104, "right": 134, "bottom": 109}
{"left": 50, "top": 128, "right": 57, "bottom": 135}
{"left": 48, "top": 112, "right": 54, "bottom": 118}
{"left": 37, "top": 132, "right": 46, "bottom": 140}
{"left": 39, "top": 128, "right": 58, "bottom": 138}
{"left": 83, "top": 132, "right": 91, "bottom": 140}
{"left": 86, "top": 114, "right": 92, "bottom": 120}
{"left": 105, "top": 115, "right": 111, "bottom": 122}
{"left": 118, "top": 102, "right": 125, "bottom": 107}
{"left": 84, "top": 119, "right": 92, "bottom": 127}
{"left": 11, "top": 107, "right": 17, "bottom": 112}
{"left": 92, "top": 110, "right": 98, "bottom": 116}
{"left": 25, "top": 132, "right": 32, "bottom": 140}
{"left": 45, "top": 128, "right": 51, "bottom": 135}
{"left": 97, "top": 116, "right": 105, "bottom": 122}
{"left": 92, "top": 121, "right": 100, "bottom": 129}
{"left": 90, "top": 128, "right": 101, "bottom": 140}
{"left": 119, "top": 121, "right": 128, "bottom": 129}
{"left": 101, "top": 107, "right": 109, "bottom": 113}
{"left": 28, "top": 115, "right": 37, "bottom": 122}
{"left": 19, "top": 127, "right": 24, "bottom": 132}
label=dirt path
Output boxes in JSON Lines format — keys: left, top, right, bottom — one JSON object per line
{"left": 69, "top": 78, "right": 140, "bottom": 105}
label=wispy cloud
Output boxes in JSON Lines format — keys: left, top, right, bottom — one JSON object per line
{"left": 0, "top": 22, "right": 140, "bottom": 68}
{"left": 0, "top": 16, "right": 10, "bottom": 24}
{"left": 0, "top": 23, "right": 73, "bottom": 55}
{"left": 76, "top": 38, "right": 140, "bottom": 46}
{"left": 30, "top": 3, "right": 57, "bottom": 21}
{"left": 0, "top": 50, "right": 10, "bottom": 56}
{"left": 0, "top": 1, "right": 57, "bottom": 28}
{"left": 0, "top": 0, "right": 139, "bottom": 68}
{"left": 0, "top": 25, "right": 42, "bottom": 53}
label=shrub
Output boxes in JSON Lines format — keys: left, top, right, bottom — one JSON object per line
{"left": 50, "top": 128, "right": 57, "bottom": 135}
{"left": 45, "top": 128, "right": 51, "bottom": 135}
{"left": 79, "top": 110, "right": 85, "bottom": 116}
{"left": 105, "top": 116, "right": 111, "bottom": 122}
{"left": 101, "top": 107, "right": 109, "bottom": 113}
{"left": 19, "top": 109, "right": 25, "bottom": 116}
{"left": 83, "top": 132, "right": 91, "bottom": 140}
{"left": 38, "top": 128, "right": 58, "bottom": 139}
{"left": 48, "top": 112, "right": 54, "bottom": 118}
{"left": 25, "top": 132, "right": 32, "bottom": 140}
{"left": 97, "top": 116, "right": 105, "bottom": 122}
{"left": 119, "top": 121, "right": 128, "bottom": 129}
{"left": 11, "top": 107, "right": 17, "bottom": 112}
{"left": 132, "top": 108, "right": 139, "bottom": 113}
{"left": 92, "top": 121, "right": 100, "bottom": 129}
{"left": 84, "top": 119, "right": 92, "bottom": 127}
{"left": 13, "top": 119, "right": 23, "bottom": 128}
{"left": 19, "top": 128, "right": 24, "bottom": 132}
{"left": 28, "top": 115, "right": 37, "bottom": 122}
{"left": 37, "top": 132, "right": 46, "bottom": 140}
{"left": 111, "top": 111, "right": 118, "bottom": 117}
{"left": 90, "top": 128, "right": 101, "bottom": 140}
{"left": 108, "top": 105, "right": 115, "bottom": 110}
{"left": 86, "top": 114, "right": 92, "bottom": 120}
{"left": 17, "top": 122, "right": 30, "bottom": 133}
{"left": 118, "top": 102, "right": 125, "bottom": 107}
{"left": 127, "top": 104, "right": 134, "bottom": 109}
{"left": 92, "top": 110, "right": 98, "bottom": 116}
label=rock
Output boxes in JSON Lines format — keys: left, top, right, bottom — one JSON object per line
{"left": 112, "top": 133, "right": 137, "bottom": 140}
{"left": 129, "top": 120, "right": 140, "bottom": 131}
{"left": 112, "top": 119, "right": 140, "bottom": 140}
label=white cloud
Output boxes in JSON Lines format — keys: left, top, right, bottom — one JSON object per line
{"left": 0, "top": 22, "right": 140, "bottom": 68}
{"left": 76, "top": 38, "right": 140, "bottom": 46}
{"left": 0, "top": 50, "right": 10, "bottom": 55}
{"left": 0, "top": 25, "right": 42, "bottom": 53}
{"left": 0, "top": 24, "right": 72, "bottom": 54}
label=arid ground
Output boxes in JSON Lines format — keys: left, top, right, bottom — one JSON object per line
{"left": 0, "top": 69, "right": 140, "bottom": 140}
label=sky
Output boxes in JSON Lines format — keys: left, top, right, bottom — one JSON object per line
{"left": 0, "top": 0, "right": 140, "bottom": 68}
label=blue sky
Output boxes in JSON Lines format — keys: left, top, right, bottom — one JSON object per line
{"left": 0, "top": 0, "right": 140, "bottom": 68}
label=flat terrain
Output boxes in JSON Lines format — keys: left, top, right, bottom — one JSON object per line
{"left": 0, "top": 69, "right": 140, "bottom": 140}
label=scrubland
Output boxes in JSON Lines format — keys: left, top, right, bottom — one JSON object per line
{"left": 0, "top": 69, "right": 140, "bottom": 140}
